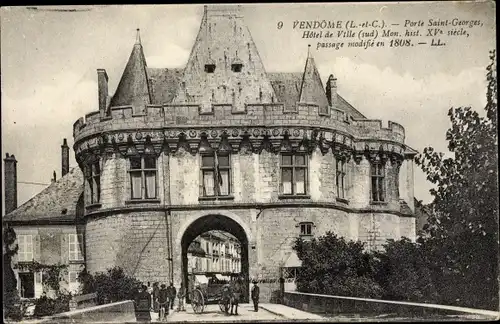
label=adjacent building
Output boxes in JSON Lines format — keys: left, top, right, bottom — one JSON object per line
{"left": 187, "top": 230, "right": 241, "bottom": 274}
{"left": 3, "top": 5, "right": 417, "bottom": 302}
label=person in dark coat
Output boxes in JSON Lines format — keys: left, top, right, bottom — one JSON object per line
{"left": 134, "top": 285, "right": 152, "bottom": 322}
{"left": 176, "top": 283, "right": 186, "bottom": 312}
{"left": 152, "top": 282, "right": 160, "bottom": 313}
{"left": 251, "top": 280, "right": 260, "bottom": 312}
{"left": 166, "top": 282, "right": 177, "bottom": 310}
{"left": 230, "top": 279, "right": 242, "bottom": 315}
{"left": 158, "top": 284, "right": 169, "bottom": 320}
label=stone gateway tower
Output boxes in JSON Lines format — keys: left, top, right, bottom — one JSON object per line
{"left": 72, "top": 5, "right": 417, "bottom": 301}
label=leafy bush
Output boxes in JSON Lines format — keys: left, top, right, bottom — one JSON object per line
{"left": 33, "top": 293, "right": 71, "bottom": 318}
{"left": 4, "top": 289, "right": 24, "bottom": 321}
{"left": 372, "top": 238, "right": 439, "bottom": 303}
{"left": 293, "top": 232, "right": 383, "bottom": 298}
{"left": 78, "top": 267, "right": 142, "bottom": 305}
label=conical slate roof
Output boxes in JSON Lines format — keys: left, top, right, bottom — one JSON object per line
{"left": 298, "top": 50, "right": 329, "bottom": 113}
{"left": 109, "top": 29, "right": 151, "bottom": 111}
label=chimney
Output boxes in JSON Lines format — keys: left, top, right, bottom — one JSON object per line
{"left": 97, "top": 69, "right": 109, "bottom": 117}
{"left": 3, "top": 153, "right": 18, "bottom": 215}
{"left": 61, "top": 138, "right": 69, "bottom": 177}
{"left": 51, "top": 171, "right": 56, "bottom": 184}
{"left": 326, "top": 74, "right": 338, "bottom": 108}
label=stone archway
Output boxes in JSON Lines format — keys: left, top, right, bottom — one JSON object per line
{"left": 180, "top": 214, "right": 250, "bottom": 303}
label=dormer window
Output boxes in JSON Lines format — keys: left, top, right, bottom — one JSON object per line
{"left": 205, "top": 64, "right": 216, "bottom": 73}
{"left": 231, "top": 63, "right": 243, "bottom": 72}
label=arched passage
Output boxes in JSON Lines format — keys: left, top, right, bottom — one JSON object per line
{"left": 180, "top": 214, "right": 250, "bottom": 303}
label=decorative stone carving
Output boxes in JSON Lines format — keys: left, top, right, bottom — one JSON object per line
{"left": 74, "top": 126, "right": 407, "bottom": 167}
{"left": 176, "top": 133, "right": 192, "bottom": 154}
{"left": 239, "top": 135, "right": 253, "bottom": 155}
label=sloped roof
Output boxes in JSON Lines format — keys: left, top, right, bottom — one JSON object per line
{"left": 109, "top": 38, "right": 151, "bottom": 109}
{"left": 268, "top": 72, "right": 302, "bottom": 111}
{"left": 147, "top": 68, "right": 183, "bottom": 105}
{"left": 3, "top": 167, "right": 84, "bottom": 224}
{"left": 299, "top": 56, "right": 330, "bottom": 112}
{"left": 172, "top": 5, "right": 277, "bottom": 107}
{"left": 284, "top": 251, "right": 302, "bottom": 268}
{"left": 268, "top": 72, "right": 366, "bottom": 119}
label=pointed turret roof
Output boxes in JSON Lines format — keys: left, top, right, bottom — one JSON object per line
{"left": 110, "top": 29, "right": 151, "bottom": 109}
{"left": 298, "top": 45, "right": 329, "bottom": 111}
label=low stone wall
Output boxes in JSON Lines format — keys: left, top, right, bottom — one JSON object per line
{"left": 283, "top": 291, "right": 500, "bottom": 319}
{"left": 35, "top": 300, "right": 136, "bottom": 323}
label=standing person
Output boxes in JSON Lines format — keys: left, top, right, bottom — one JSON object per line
{"left": 251, "top": 280, "right": 260, "bottom": 312}
{"left": 158, "top": 284, "right": 169, "bottom": 321}
{"left": 152, "top": 282, "right": 160, "bottom": 314}
{"left": 147, "top": 282, "right": 153, "bottom": 311}
{"left": 167, "top": 282, "right": 177, "bottom": 310}
{"left": 230, "top": 278, "right": 242, "bottom": 315}
{"left": 134, "top": 285, "right": 152, "bottom": 322}
{"left": 177, "top": 283, "right": 186, "bottom": 312}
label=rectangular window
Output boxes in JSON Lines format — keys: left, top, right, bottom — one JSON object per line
{"left": 18, "top": 235, "right": 33, "bottom": 262}
{"left": 69, "top": 234, "right": 84, "bottom": 261}
{"left": 336, "top": 159, "right": 347, "bottom": 199}
{"left": 201, "top": 152, "right": 231, "bottom": 197}
{"left": 300, "top": 222, "right": 313, "bottom": 236}
{"left": 371, "top": 163, "right": 386, "bottom": 202}
{"left": 280, "top": 154, "right": 308, "bottom": 195}
{"left": 85, "top": 161, "right": 101, "bottom": 204}
{"left": 129, "top": 156, "right": 157, "bottom": 200}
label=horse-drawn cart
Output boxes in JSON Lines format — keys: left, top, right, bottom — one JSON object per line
{"left": 187, "top": 272, "right": 239, "bottom": 314}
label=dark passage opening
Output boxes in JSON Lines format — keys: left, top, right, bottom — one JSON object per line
{"left": 19, "top": 272, "right": 35, "bottom": 298}
{"left": 181, "top": 214, "right": 249, "bottom": 304}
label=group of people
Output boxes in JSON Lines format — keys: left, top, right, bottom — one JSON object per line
{"left": 133, "top": 278, "right": 261, "bottom": 321}
{"left": 134, "top": 282, "right": 186, "bottom": 322}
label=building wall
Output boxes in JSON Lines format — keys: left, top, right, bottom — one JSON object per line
{"left": 187, "top": 233, "right": 242, "bottom": 274}
{"left": 11, "top": 225, "right": 85, "bottom": 298}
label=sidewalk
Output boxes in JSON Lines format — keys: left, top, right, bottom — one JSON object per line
{"left": 258, "top": 303, "right": 324, "bottom": 320}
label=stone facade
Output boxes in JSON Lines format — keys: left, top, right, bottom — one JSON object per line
{"left": 4, "top": 4, "right": 417, "bottom": 304}
{"left": 11, "top": 225, "right": 85, "bottom": 298}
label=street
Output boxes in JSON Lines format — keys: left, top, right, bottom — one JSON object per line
{"left": 156, "top": 304, "right": 283, "bottom": 322}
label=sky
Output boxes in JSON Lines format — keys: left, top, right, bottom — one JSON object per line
{"left": 1, "top": 3, "right": 496, "bottom": 214}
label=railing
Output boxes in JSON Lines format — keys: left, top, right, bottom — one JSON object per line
{"left": 283, "top": 291, "right": 499, "bottom": 319}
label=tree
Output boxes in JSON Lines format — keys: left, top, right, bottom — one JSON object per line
{"left": 415, "top": 50, "right": 498, "bottom": 309}
{"left": 372, "top": 238, "right": 438, "bottom": 303}
{"left": 3, "top": 224, "right": 23, "bottom": 320}
{"left": 293, "top": 232, "right": 383, "bottom": 298}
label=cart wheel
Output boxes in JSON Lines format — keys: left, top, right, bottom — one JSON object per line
{"left": 191, "top": 289, "right": 205, "bottom": 314}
